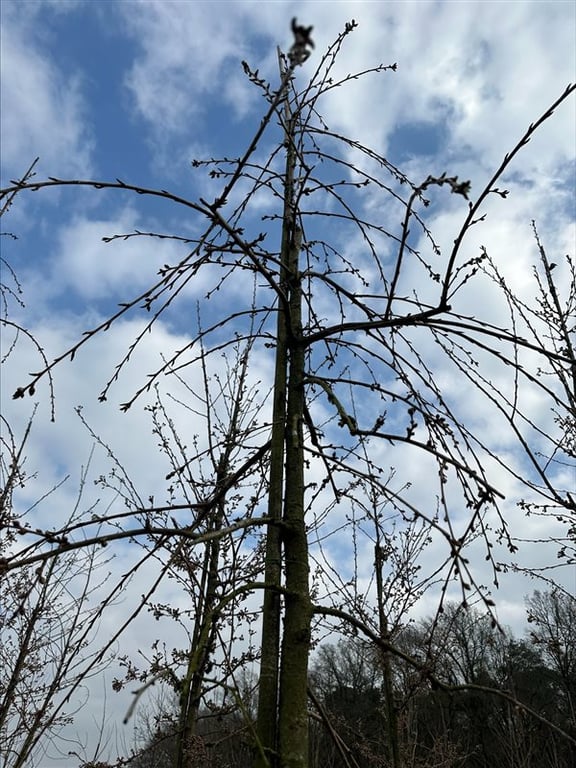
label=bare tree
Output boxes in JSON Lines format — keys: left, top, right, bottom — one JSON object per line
{"left": 527, "top": 590, "right": 576, "bottom": 730}
{"left": 0, "top": 419, "right": 114, "bottom": 768}
{"left": 1, "top": 19, "right": 574, "bottom": 768}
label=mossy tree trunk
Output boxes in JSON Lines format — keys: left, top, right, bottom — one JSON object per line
{"left": 255, "top": 59, "right": 311, "bottom": 768}
{"left": 278, "top": 222, "right": 311, "bottom": 768}
{"left": 253, "top": 120, "right": 294, "bottom": 768}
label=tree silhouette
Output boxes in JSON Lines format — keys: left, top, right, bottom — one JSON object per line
{"left": 1, "top": 19, "right": 575, "bottom": 768}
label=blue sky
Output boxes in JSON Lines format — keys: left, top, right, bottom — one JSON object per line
{"left": 1, "top": 1, "right": 575, "bottom": 765}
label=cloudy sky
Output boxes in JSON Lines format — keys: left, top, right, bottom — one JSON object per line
{"left": 1, "top": 0, "right": 575, "bottom": 765}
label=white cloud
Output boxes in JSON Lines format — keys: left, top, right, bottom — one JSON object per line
{"left": 311, "top": 2, "right": 575, "bottom": 182}
{"left": 119, "top": 0, "right": 263, "bottom": 134}
{"left": 0, "top": 1, "right": 94, "bottom": 183}
{"left": 52, "top": 208, "right": 184, "bottom": 301}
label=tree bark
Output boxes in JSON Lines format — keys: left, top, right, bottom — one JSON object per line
{"left": 254, "top": 57, "right": 300, "bottom": 768}
{"left": 278, "top": 223, "right": 312, "bottom": 768}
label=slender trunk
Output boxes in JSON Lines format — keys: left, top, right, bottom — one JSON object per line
{"left": 254, "top": 305, "right": 287, "bottom": 767}
{"left": 176, "top": 503, "right": 223, "bottom": 768}
{"left": 375, "top": 543, "right": 402, "bottom": 768}
{"left": 254, "top": 57, "right": 298, "bottom": 768}
{"left": 177, "top": 372, "right": 248, "bottom": 768}
{"left": 278, "top": 224, "right": 312, "bottom": 768}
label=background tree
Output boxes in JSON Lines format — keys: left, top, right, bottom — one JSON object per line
{"left": 526, "top": 590, "right": 576, "bottom": 733}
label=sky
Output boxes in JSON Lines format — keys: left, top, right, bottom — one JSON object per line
{"left": 1, "top": 1, "right": 575, "bottom": 766}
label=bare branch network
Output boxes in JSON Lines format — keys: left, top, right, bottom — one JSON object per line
{"left": 1, "top": 16, "right": 575, "bottom": 768}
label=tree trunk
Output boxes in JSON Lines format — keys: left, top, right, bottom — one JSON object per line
{"left": 375, "top": 542, "right": 402, "bottom": 768}
{"left": 278, "top": 223, "right": 312, "bottom": 768}
{"left": 254, "top": 58, "right": 301, "bottom": 768}
{"left": 175, "top": 494, "right": 224, "bottom": 767}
